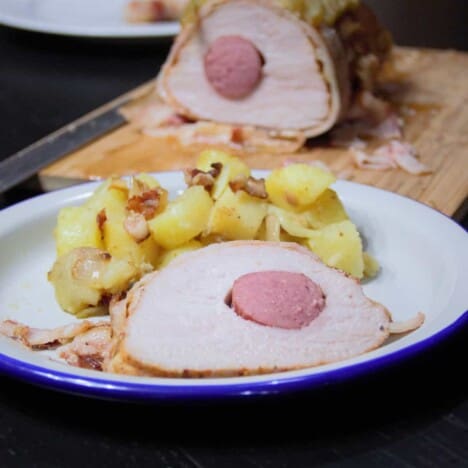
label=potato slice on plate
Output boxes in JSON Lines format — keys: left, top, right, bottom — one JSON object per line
{"left": 149, "top": 186, "right": 213, "bottom": 249}
{"left": 265, "top": 164, "right": 335, "bottom": 211}
{"left": 54, "top": 206, "right": 104, "bottom": 257}
{"left": 48, "top": 247, "right": 139, "bottom": 316}
{"left": 207, "top": 187, "right": 268, "bottom": 240}
{"left": 267, "top": 205, "right": 313, "bottom": 238}
{"left": 305, "top": 220, "right": 364, "bottom": 278}
{"left": 303, "top": 189, "right": 349, "bottom": 228}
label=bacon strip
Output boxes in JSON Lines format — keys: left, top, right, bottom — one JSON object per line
{"left": 352, "top": 141, "right": 431, "bottom": 175}
{"left": 0, "top": 319, "right": 104, "bottom": 349}
{"left": 127, "top": 188, "right": 166, "bottom": 220}
{"left": 124, "top": 212, "right": 150, "bottom": 243}
{"left": 351, "top": 148, "right": 397, "bottom": 171}
{"left": 389, "top": 312, "right": 425, "bottom": 334}
{"left": 184, "top": 163, "right": 223, "bottom": 191}
{"left": 229, "top": 175, "right": 268, "bottom": 199}
{"left": 59, "top": 324, "right": 112, "bottom": 371}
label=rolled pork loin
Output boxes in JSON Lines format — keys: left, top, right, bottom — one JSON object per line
{"left": 105, "top": 241, "right": 423, "bottom": 377}
{"left": 156, "top": 0, "right": 392, "bottom": 140}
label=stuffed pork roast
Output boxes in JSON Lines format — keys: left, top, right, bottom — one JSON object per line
{"left": 156, "top": 0, "right": 392, "bottom": 139}
{"left": 1, "top": 241, "right": 424, "bottom": 377}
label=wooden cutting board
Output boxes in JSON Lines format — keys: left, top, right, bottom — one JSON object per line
{"left": 39, "top": 47, "right": 468, "bottom": 219}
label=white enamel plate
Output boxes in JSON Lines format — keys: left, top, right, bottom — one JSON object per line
{"left": 0, "top": 172, "right": 466, "bottom": 401}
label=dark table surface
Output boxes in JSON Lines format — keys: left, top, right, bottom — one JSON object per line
{"left": 0, "top": 1, "right": 467, "bottom": 467}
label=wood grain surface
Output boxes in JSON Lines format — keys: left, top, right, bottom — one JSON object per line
{"left": 40, "top": 47, "right": 468, "bottom": 217}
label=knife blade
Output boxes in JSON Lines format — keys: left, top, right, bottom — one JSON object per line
{"left": 0, "top": 107, "right": 126, "bottom": 193}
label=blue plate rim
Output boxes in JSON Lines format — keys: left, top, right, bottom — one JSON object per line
{"left": 0, "top": 310, "right": 466, "bottom": 402}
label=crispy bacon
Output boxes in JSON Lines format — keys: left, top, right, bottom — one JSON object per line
{"left": 389, "top": 312, "right": 425, "bottom": 334}
{"left": 126, "top": 188, "right": 166, "bottom": 220}
{"left": 351, "top": 148, "right": 397, "bottom": 171}
{"left": 184, "top": 163, "right": 223, "bottom": 191}
{"left": 352, "top": 140, "right": 432, "bottom": 174}
{"left": 385, "top": 141, "right": 432, "bottom": 175}
{"left": 229, "top": 175, "right": 268, "bottom": 199}
{"left": 59, "top": 324, "right": 112, "bottom": 371}
{"left": 0, "top": 320, "right": 102, "bottom": 349}
{"left": 124, "top": 212, "right": 150, "bottom": 243}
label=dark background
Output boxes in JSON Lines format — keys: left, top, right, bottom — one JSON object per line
{"left": 0, "top": 1, "right": 467, "bottom": 466}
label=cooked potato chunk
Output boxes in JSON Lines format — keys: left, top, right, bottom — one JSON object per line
{"left": 196, "top": 149, "right": 250, "bottom": 199}
{"left": 265, "top": 164, "right": 336, "bottom": 211}
{"left": 303, "top": 189, "right": 348, "bottom": 228}
{"left": 148, "top": 186, "right": 213, "bottom": 249}
{"left": 207, "top": 187, "right": 267, "bottom": 240}
{"left": 54, "top": 206, "right": 104, "bottom": 257}
{"left": 85, "top": 178, "right": 128, "bottom": 212}
{"left": 267, "top": 205, "right": 313, "bottom": 238}
{"left": 305, "top": 220, "right": 364, "bottom": 278}
{"left": 48, "top": 247, "right": 139, "bottom": 316}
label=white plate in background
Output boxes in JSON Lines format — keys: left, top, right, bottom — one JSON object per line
{"left": 0, "top": 173, "right": 467, "bottom": 401}
{"left": 0, "top": 0, "right": 180, "bottom": 38}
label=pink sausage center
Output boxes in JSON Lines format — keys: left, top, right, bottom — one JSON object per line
{"left": 231, "top": 271, "right": 326, "bottom": 330}
{"left": 204, "top": 35, "right": 263, "bottom": 99}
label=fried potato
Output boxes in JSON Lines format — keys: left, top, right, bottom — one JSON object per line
{"left": 303, "top": 189, "right": 348, "bottom": 228}
{"left": 48, "top": 247, "right": 139, "bottom": 316}
{"left": 148, "top": 186, "right": 213, "bottom": 249}
{"left": 207, "top": 187, "right": 267, "bottom": 240}
{"left": 267, "top": 205, "right": 313, "bottom": 238}
{"left": 305, "top": 220, "right": 364, "bottom": 278}
{"left": 54, "top": 206, "right": 104, "bottom": 257}
{"left": 265, "top": 164, "right": 336, "bottom": 211}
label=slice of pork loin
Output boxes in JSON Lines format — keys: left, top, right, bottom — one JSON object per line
{"left": 106, "top": 241, "right": 393, "bottom": 377}
{"left": 157, "top": 0, "right": 391, "bottom": 139}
